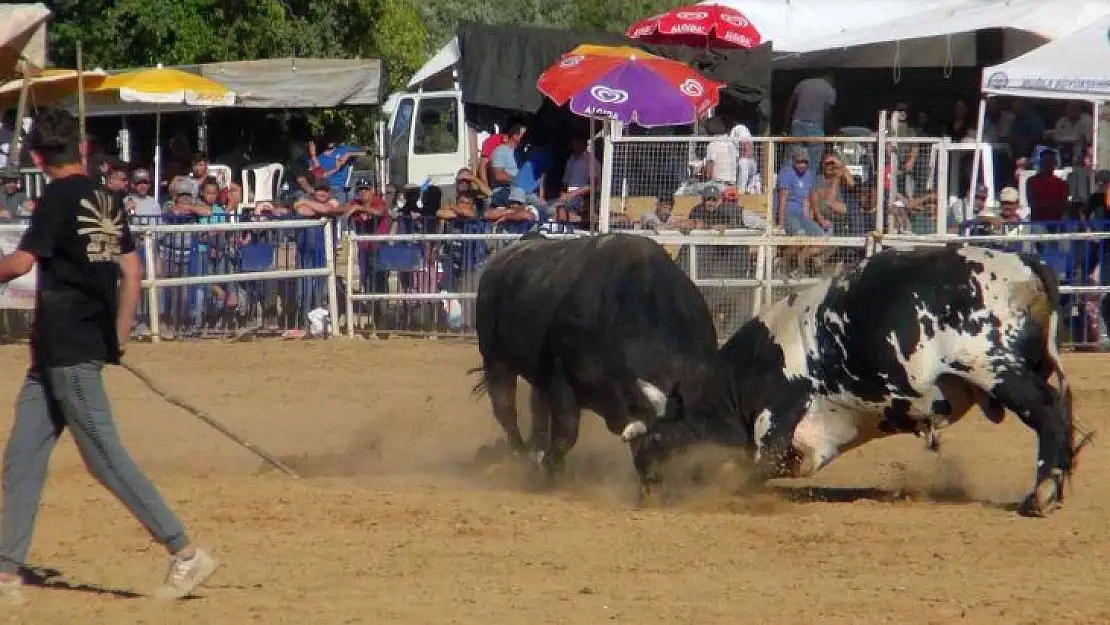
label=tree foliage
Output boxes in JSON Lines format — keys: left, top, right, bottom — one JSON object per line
{"left": 41, "top": 0, "right": 678, "bottom": 142}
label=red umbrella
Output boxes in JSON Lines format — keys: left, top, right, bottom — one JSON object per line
{"left": 626, "top": 3, "right": 762, "bottom": 49}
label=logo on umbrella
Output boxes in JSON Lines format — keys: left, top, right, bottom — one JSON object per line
{"left": 720, "top": 13, "right": 750, "bottom": 28}
{"left": 723, "top": 31, "right": 753, "bottom": 47}
{"left": 675, "top": 10, "right": 708, "bottom": 19}
{"left": 679, "top": 79, "right": 704, "bottom": 97}
{"left": 590, "top": 85, "right": 629, "bottom": 104}
{"left": 560, "top": 55, "right": 585, "bottom": 68}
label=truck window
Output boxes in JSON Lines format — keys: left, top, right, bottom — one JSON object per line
{"left": 413, "top": 97, "right": 459, "bottom": 155}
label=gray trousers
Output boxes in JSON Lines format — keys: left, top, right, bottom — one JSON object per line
{"left": 0, "top": 362, "right": 189, "bottom": 574}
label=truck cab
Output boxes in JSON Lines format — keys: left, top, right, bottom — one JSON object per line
{"left": 386, "top": 89, "right": 469, "bottom": 190}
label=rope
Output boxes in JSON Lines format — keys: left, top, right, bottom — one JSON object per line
{"left": 120, "top": 359, "right": 301, "bottom": 478}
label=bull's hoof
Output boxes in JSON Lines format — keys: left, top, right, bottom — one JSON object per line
{"left": 636, "top": 482, "right": 664, "bottom": 508}
{"left": 1017, "top": 471, "right": 1064, "bottom": 517}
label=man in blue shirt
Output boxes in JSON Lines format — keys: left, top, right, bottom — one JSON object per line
{"left": 775, "top": 147, "right": 827, "bottom": 276}
{"left": 312, "top": 134, "right": 365, "bottom": 206}
{"left": 514, "top": 144, "right": 550, "bottom": 220}
{"left": 489, "top": 123, "right": 526, "bottom": 206}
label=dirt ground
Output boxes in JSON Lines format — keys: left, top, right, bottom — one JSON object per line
{"left": 0, "top": 339, "right": 1109, "bottom": 623}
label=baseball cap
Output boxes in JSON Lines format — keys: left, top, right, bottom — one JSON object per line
{"left": 173, "top": 178, "right": 196, "bottom": 196}
{"left": 722, "top": 187, "right": 739, "bottom": 201}
{"left": 998, "top": 187, "right": 1020, "bottom": 203}
{"left": 131, "top": 168, "right": 151, "bottom": 182}
{"left": 700, "top": 186, "right": 720, "bottom": 200}
{"left": 508, "top": 187, "right": 527, "bottom": 204}
{"left": 354, "top": 178, "right": 372, "bottom": 190}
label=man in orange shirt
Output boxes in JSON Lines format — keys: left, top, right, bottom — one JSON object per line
{"left": 1026, "top": 149, "right": 1069, "bottom": 223}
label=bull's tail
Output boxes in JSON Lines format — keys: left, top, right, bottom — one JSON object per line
{"left": 468, "top": 365, "right": 489, "bottom": 397}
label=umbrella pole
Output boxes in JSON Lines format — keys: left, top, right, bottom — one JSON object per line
{"left": 77, "top": 41, "right": 86, "bottom": 172}
{"left": 589, "top": 117, "right": 596, "bottom": 235}
{"left": 154, "top": 112, "right": 162, "bottom": 205}
{"left": 7, "top": 79, "right": 30, "bottom": 172}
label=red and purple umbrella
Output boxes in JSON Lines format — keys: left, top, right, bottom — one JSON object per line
{"left": 537, "top": 44, "right": 724, "bottom": 128}
{"left": 627, "top": 3, "right": 762, "bottom": 49}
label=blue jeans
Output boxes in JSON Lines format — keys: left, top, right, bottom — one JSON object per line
{"left": 784, "top": 211, "right": 826, "bottom": 237}
{"left": 0, "top": 363, "right": 190, "bottom": 574}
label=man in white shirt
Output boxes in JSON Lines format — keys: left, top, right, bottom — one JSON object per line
{"left": 703, "top": 120, "right": 761, "bottom": 195}
{"left": 124, "top": 168, "right": 162, "bottom": 218}
{"left": 785, "top": 74, "right": 836, "bottom": 165}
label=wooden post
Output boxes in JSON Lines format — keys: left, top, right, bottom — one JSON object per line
{"left": 77, "top": 40, "right": 87, "bottom": 170}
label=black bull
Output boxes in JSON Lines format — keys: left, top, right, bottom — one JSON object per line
{"left": 471, "top": 232, "right": 720, "bottom": 477}
{"left": 629, "top": 245, "right": 1093, "bottom": 517}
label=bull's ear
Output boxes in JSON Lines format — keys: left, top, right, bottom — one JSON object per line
{"left": 637, "top": 379, "right": 669, "bottom": 417}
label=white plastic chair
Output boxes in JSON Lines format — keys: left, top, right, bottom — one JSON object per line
{"left": 241, "top": 163, "right": 284, "bottom": 208}
{"left": 207, "top": 164, "right": 233, "bottom": 189}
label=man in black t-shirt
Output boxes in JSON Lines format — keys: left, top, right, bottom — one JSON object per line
{"left": 0, "top": 108, "right": 218, "bottom": 604}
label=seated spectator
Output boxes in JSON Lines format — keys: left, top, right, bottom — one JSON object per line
{"left": 197, "top": 177, "right": 228, "bottom": 222}
{"left": 451, "top": 167, "right": 491, "bottom": 215}
{"left": 0, "top": 170, "right": 31, "bottom": 219}
{"left": 815, "top": 155, "right": 852, "bottom": 234}
{"left": 484, "top": 187, "right": 539, "bottom": 225}
{"left": 514, "top": 142, "right": 550, "bottom": 212}
{"left": 639, "top": 194, "right": 677, "bottom": 231}
{"left": 102, "top": 159, "right": 129, "bottom": 207}
{"left": 686, "top": 186, "right": 743, "bottom": 231}
{"left": 295, "top": 181, "right": 342, "bottom": 217}
{"left": 775, "top": 148, "right": 829, "bottom": 274}
{"left": 438, "top": 193, "right": 480, "bottom": 221}
{"left": 550, "top": 137, "right": 600, "bottom": 223}
{"left": 168, "top": 179, "right": 208, "bottom": 217}
{"left": 489, "top": 123, "right": 526, "bottom": 206}
{"left": 346, "top": 182, "right": 390, "bottom": 253}
{"left": 125, "top": 168, "right": 162, "bottom": 218}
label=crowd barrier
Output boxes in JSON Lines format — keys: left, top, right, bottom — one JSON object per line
{"left": 0, "top": 212, "right": 1106, "bottom": 349}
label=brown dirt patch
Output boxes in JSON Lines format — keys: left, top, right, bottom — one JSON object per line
{"left": 2, "top": 339, "right": 1109, "bottom": 623}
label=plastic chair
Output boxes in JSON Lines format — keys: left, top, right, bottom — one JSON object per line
{"left": 207, "top": 164, "right": 233, "bottom": 189}
{"left": 241, "top": 163, "right": 284, "bottom": 208}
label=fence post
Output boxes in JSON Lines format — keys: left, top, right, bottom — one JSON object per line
{"left": 345, "top": 230, "right": 356, "bottom": 338}
{"left": 323, "top": 218, "right": 340, "bottom": 338}
{"left": 143, "top": 230, "right": 161, "bottom": 343}
{"left": 752, "top": 241, "right": 766, "bottom": 318}
{"left": 598, "top": 121, "right": 617, "bottom": 234}
{"left": 936, "top": 137, "right": 950, "bottom": 235}
{"left": 874, "top": 111, "right": 889, "bottom": 254}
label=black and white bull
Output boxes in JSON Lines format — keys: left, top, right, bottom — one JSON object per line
{"left": 627, "top": 244, "right": 1090, "bottom": 516}
{"left": 472, "top": 232, "right": 718, "bottom": 478}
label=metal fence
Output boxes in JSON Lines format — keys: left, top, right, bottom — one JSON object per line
{"left": 0, "top": 214, "right": 338, "bottom": 343}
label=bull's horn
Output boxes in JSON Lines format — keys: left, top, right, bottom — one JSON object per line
{"left": 621, "top": 420, "right": 648, "bottom": 442}
{"left": 637, "top": 379, "right": 668, "bottom": 417}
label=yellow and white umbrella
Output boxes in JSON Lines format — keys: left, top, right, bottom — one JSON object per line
{"left": 78, "top": 65, "right": 236, "bottom": 201}
{"left": 0, "top": 67, "right": 108, "bottom": 110}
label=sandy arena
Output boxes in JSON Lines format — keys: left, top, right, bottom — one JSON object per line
{"left": 0, "top": 339, "right": 1108, "bottom": 623}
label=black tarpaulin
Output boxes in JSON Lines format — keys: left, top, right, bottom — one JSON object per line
{"left": 456, "top": 21, "right": 771, "bottom": 120}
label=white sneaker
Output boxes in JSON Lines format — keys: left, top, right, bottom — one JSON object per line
{"left": 0, "top": 575, "right": 24, "bottom": 605}
{"left": 153, "top": 548, "right": 219, "bottom": 600}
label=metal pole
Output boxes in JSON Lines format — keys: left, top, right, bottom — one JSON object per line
{"left": 967, "top": 97, "right": 988, "bottom": 214}
{"left": 77, "top": 41, "right": 86, "bottom": 171}
{"left": 346, "top": 231, "right": 355, "bottom": 338}
{"left": 144, "top": 232, "right": 161, "bottom": 343}
{"left": 323, "top": 218, "right": 340, "bottom": 338}
{"left": 597, "top": 120, "right": 616, "bottom": 234}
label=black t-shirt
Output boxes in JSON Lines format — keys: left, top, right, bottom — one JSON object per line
{"left": 18, "top": 174, "right": 136, "bottom": 367}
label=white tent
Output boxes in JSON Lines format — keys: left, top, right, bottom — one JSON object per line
{"left": 767, "top": 0, "right": 1110, "bottom": 69}
{"left": 981, "top": 16, "right": 1110, "bottom": 101}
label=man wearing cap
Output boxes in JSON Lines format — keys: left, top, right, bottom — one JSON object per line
{"left": 125, "top": 168, "right": 161, "bottom": 218}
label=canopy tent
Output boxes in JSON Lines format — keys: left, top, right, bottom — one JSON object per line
{"left": 764, "top": 0, "right": 1110, "bottom": 69}
{"left": 49, "top": 57, "right": 382, "bottom": 115}
{"left": 981, "top": 16, "right": 1110, "bottom": 101}
{"left": 0, "top": 3, "right": 50, "bottom": 79}
{"left": 407, "top": 39, "right": 461, "bottom": 91}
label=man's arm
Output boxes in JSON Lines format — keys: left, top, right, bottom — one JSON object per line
{"left": 116, "top": 251, "right": 141, "bottom": 351}
{"left": 0, "top": 250, "right": 34, "bottom": 283}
